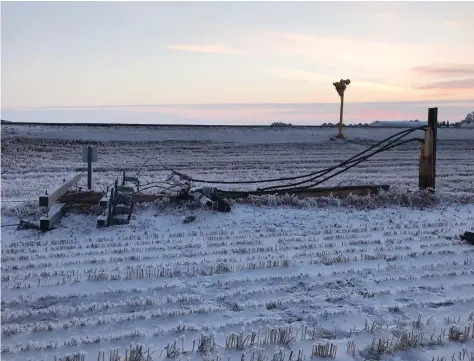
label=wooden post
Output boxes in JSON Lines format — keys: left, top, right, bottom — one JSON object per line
{"left": 107, "top": 187, "right": 115, "bottom": 227}
{"left": 82, "top": 145, "right": 97, "bottom": 190}
{"left": 87, "top": 146, "right": 93, "bottom": 190}
{"left": 419, "top": 107, "right": 438, "bottom": 190}
{"left": 333, "top": 79, "right": 350, "bottom": 139}
{"left": 337, "top": 94, "right": 344, "bottom": 139}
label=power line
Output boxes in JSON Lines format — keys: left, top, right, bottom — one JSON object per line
{"left": 131, "top": 126, "right": 426, "bottom": 196}
{"left": 174, "top": 126, "right": 425, "bottom": 186}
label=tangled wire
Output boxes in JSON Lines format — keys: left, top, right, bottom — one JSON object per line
{"left": 131, "top": 126, "right": 426, "bottom": 196}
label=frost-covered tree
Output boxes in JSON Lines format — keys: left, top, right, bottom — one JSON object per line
{"left": 271, "top": 121, "right": 293, "bottom": 127}
{"left": 464, "top": 111, "right": 474, "bottom": 124}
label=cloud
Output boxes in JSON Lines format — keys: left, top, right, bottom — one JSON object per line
{"left": 443, "top": 20, "right": 464, "bottom": 27}
{"left": 270, "top": 67, "right": 406, "bottom": 93}
{"left": 263, "top": 31, "right": 442, "bottom": 72}
{"left": 415, "top": 78, "right": 474, "bottom": 90}
{"left": 412, "top": 64, "right": 474, "bottom": 76}
{"left": 256, "top": 29, "right": 474, "bottom": 71}
{"left": 167, "top": 44, "right": 250, "bottom": 55}
{"left": 270, "top": 67, "right": 332, "bottom": 82}
{"left": 373, "top": 12, "right": 392, "bottom": 17}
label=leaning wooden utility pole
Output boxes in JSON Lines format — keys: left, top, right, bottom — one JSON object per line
{"left": 333, "top": 79, "right": 351, "bottom": 139}
{"left": 419, "top": 107, "right": 438, "bottom": 190}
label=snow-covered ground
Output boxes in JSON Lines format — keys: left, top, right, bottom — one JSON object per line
{"left": 2, "top": 123, "right": 474, "bottom": 143}
{"left": 1, "top": 124, "right": 474, "bottom": 361}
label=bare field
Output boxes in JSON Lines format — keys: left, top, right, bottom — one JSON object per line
{"left": 1, "top": 124, "right": 474, "bottom": 361}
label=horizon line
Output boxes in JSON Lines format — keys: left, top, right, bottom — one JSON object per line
{"left": 2, "top": 98, "right": 473, "bottom": 111}
{"left": 0, "top": 119, "right": 432, "bottom": 126}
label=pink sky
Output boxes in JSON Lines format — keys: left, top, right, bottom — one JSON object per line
{"left": 3, "top": 100, "right": 472, "bottom": 125}
{"left": 1, "top": 2, "right": 473, "bottom": 124}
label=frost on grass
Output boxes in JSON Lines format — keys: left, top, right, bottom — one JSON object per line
{"left": 231, "top": 187, "right": 474, "bottom": 210}
{"left": 1, "top": 200, "right": 43, "bottom": 218}
{"left": 2, "top": 127, "right": 474, "bottom": 361}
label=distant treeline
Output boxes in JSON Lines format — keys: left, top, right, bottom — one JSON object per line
{"left": 1, "top": 117, "right": 471, "bottom": 128}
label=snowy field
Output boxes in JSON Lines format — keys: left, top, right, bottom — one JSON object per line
{"left": 2, "top": 124, "right": 474, "bottom": 361}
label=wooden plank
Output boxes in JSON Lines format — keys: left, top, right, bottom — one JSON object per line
{"left": 39, "top": 203, "right": 66, "bottom": 232}
{"left": 57, "top": 191, "right": 104, "bottom": 204}
{"left": 39, "top": 173, "right": 83, "bottom": 207}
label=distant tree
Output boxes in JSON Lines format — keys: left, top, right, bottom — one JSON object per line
{"left": 270, "top": 121, "right": 293, "bottom": 127}
{"left": 464, "top": 111, "right": 474, "bottom": 124}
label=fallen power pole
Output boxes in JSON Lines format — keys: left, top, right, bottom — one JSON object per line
{"left": 21, "top": 107, "right": 439, "bottom": 232}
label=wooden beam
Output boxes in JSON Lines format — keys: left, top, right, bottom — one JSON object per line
{"left": 40, "top": 203, "right": 66, "bottom": 232}
{"left": 57, "top": 191, "right": 104, "bottom": 204}
{"left": 39, "top": 173, "right": 83, "bottom": 207}
{"left": 419, "top": 108, "right": 437, "bottom": 190}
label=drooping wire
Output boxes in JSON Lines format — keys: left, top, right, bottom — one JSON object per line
{"left": 175, "top": 126, "right": 426, "bottom": 186}
{"left": 129, "top": 127, "right": 426, "bottom": 197}
{"left": 133, "top": 157, "right": 186, "bottom": 195}
{"left": 256, "top": 131, "right": 422, "bottom": 192}
{"left": 139, "top": 183, "right": 186, "bottom": 193}
{"left": 261, "top": 137, "right": 420, "bottom": 193}
{"left": 135, "top": 157, "right": 171, "bottom": 178}
{"left": 217, "top": 137, "right": 421, "bottom": 196}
